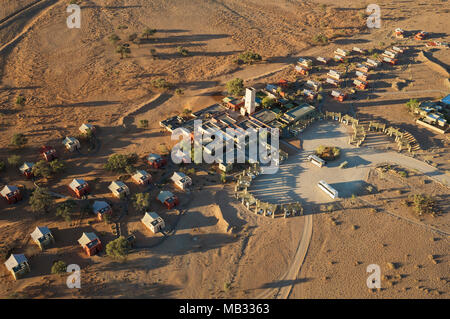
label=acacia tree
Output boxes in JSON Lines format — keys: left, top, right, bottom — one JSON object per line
{"left": 29, "top": 188, "right": 54, "bottom": 214}
{"left": 116, "top": 45, "right": 131, "bottom": 59}
{"left": 132, "top": 193, "right": 150, "bottom": 212}
{"left": 226, "top": 78, "right": 244, "bottom": 96}
{"left": 56, "top": 200, "right": 77, "bottom": 222}
{"left": 11, "top": 133, "right": 27, "bottom": 148}
{"left": 142, "top": 28, "right": 156, "bottom": 39}
{"left": 106, "top": 236, "right": 128, "bottom": 259}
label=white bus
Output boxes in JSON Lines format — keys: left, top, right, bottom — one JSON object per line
{"left": 308, "top": 154, "right": 326, "bottom": 167}
{"left": 317, "top": 180, "right": 339, "bottom": 199}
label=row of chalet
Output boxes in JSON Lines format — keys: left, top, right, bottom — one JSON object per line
{"left": 4, "top": 213, "right": 168, "bottom": 280}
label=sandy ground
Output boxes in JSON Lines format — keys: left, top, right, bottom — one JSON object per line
{"left": 0, "top": 0, "right": 449, "bottom": 299}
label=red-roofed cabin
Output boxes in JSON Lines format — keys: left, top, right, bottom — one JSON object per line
{"left": 68, "top": 179, "right": 90, "bottom": 199}
{"left": 40, "top": 146, "right": 57, "bottom": 162}
{"left": 1, "top": 186, "right": 22, "bottom": 204}
{"left": 147, "top": 153, "right": 167, "bottom": 169}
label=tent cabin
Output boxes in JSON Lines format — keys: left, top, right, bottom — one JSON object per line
{"left": 305, "top": 80, "right": 321, "bottom": 91}
{"left": 326, "top": 78, "right": 340, "bottom": 87}
{"left": 157, "top": 190, "right": 179, "bottom": 209}
{"left": 19, "top": 162, "right": 35, "bottom": 178}
{"left": 131, "top": 170, "right": 152, "bottom": 185}
{"left": 171, "top": 172, "right": 192, "bottom": 191}
{"left": 92, "top": 200, "right": 112, "bottom": 221}
{"left": 334, "top": 54, "right": 345, "bottom": 63}
{"left": 4, "top": 254, "right": 30, "bottom": 280}
{"left": 147, "top": 153, "right": 167, "bottom": 169}
{"left": 395, "top": 28, "right": 405, "bottom": 38}
{"left": 302, "top": 89, "right": 317, "bottom": 100}
{"left": 295, "top": 65, "right": 309, "bottom": 75}
{"left": 352, "top": 47, "right": 366, "bottom": 54}
{"left": 62, "top": 137, "right": 80, "bottom": 152}
{"left": 108, "top": 181, "right": 130, "bottom": 198}
{"left": 366, "top": 59, "right": 379, "bottom": 68}
{"left": 1, "top": 185, "right": 22, "bottom": 204}
{"left": 330, "top": 90, "right": 347, "bottom": 102}
{"left": 327, "top": 70, "right": 342, "bottom": 80}
{"left": 78, "top": 232, "right": 102, "bottom": 256}
{"left": 383, "top": 50, "right": 397, "bottom": 59}
{"left": 40, "top": 145, "right": 57, "bottom": 162}
{"left": 414, "top": 31, "right": 427, "bottom": 40}
{"left": 381, "top": 56, "right": 398, "bottom": 65}
{"left": 335, "top": 48, "right": 350, "bottom": 57}
{"left": 30, "top": 226, "right": 55, "bottom": 250}
{"left": 69, "top": 178, "right": 90, "bottom": 199}
{"left": 141, "top": 212, "right": 165, "bottom": 234}
{"left": 356, "top": 64, "right": 370, "bottom": 73}
{"left": 353, "top": 79, "right": 368, "bottom": 90}
{"left": 79, "top": 123, "right": 95, "bottom": 135}
{"left": 316, "top": 56, "right": 329, "bottom": 64}
{"left": 297, "top": 58, "right": 312, "bottom": 69}
{"left": 355, "top": 70, "right": 368, "bottom": 82}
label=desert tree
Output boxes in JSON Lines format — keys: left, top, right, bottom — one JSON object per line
{"left": 7, "top": 155, "right": 21, "bottom": 167}
{"left": 51, "top": 260, "right": 67, "bottom": 274}
{"left": 56, "top": 200, "right": 77, "bottom": 222}
{"left": 11, "top": 133, "right": 28, "bottom": 148}
{"left": 106, "top": 236, "right": 128, "bottom": 259}
{"left": 132, "top": 192, "right": 150, "bottom": 212}
{"left": 226, "top": 78, "right": 244, "bottom": 96}
{"left": 116, "top": 44, "right": 131, "bottom": 59}
{"left": 142, "top": 28, "right": 156, "bottom": 39}
{"left": 29, "top": 187, "right": 54, "bottom": 214}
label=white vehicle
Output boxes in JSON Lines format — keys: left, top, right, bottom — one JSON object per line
{"left": 317, "top": 180, "right": 338, "bottom": 199}
{"left": 307, "top": 154, "right": 326, "bottom": 167}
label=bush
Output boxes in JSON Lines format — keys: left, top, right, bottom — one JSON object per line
{"left": 177, "top": 46, "right": 189, "bottom": 56}
{"left": 56, "top": 200, "right": 77, "bottom": 222}
{"left": 139, "top": 119, "right": 149, "bottom": 128}
{"left": 151, "top": 78, "right": 171, "bottom": 89}
{"left": 405, "top": 98, "right": 420, "bottom": 112}
{"left": 0, "top": 160, "right": 5, "bottom": 172}
{"left": 16, "top": 95, "right": 26, "bottom": 106}
{"left": 410, "top": 194, "right": 436, "bottom": 216}
{"left": 226, "top": 78, "right": 244, "bottom": 96}
{"left": 108, "top": 34, "right": 120, "bottom": 44}
{"left": 106, "top": 236, "right": 128, "bottom": 259}
{"left": 316, "top": 145, "right": 340, "bottom": 161}
{"left": 133, "top": 193, "right": 150, "bottom": 212}
{"left": 7, "top": 155, "right": 21, "bottom": 167}
{"left": 312, "top": 34, "right": 328, "bottom": 45}
{"left": 262, "top": 96, "right": 276, "bottom": 108}
{"left": 175, "top": 88, "right": 185, "bottom": 96}
{"left": 235, "top": 51, "right": 262, "bottom": 64}
{"left": 51, "top": 261, "right": 67, "bottom": 274}
{"left": 105, "top": 154, "right": 137, "bottom": 173}
{"left": 29, "top": 188, "right": 54, "bottom": 213}
{"left": 11, "top": 133, "right": 27, "bottom": 148}
{"left": 49, "top": 159, "right": 65, "bottom": 174}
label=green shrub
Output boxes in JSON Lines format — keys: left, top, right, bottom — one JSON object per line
{"left": 105, "top": 154, "right": 137, "bottom": 172}
{"left": 312, "top": 34, "right": 328, "bottom": 45}
{"left": 132, "top": 193, "right": 150, "bottom": 212}
{"left": 29, "top": 187, "right": 54, "bottom": 213}
{"left": 235, "top": 51, "right": 262, "bottom": 64}
{"left": 7, "top": 155, "right": 21, "bottom": 167}
{"left": 11, "top": 133, "right": 27, "bottom": 148}
{"left": 139, "top": 119, "right": 149, "bottom": 128}
{"left": 226, "top": 78, "right": 244, "bottom": 96}
{"left": 51, "top": 261, "right": 67, "bottom": 274}
{"left": 106, "top": 236, "right": 128, "bottom": 259}
{"left": 56, "top": 200, "right": 76, "bottom": 222}
{"left": 151, "top": 78, "right": 171, "bottom": 89}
